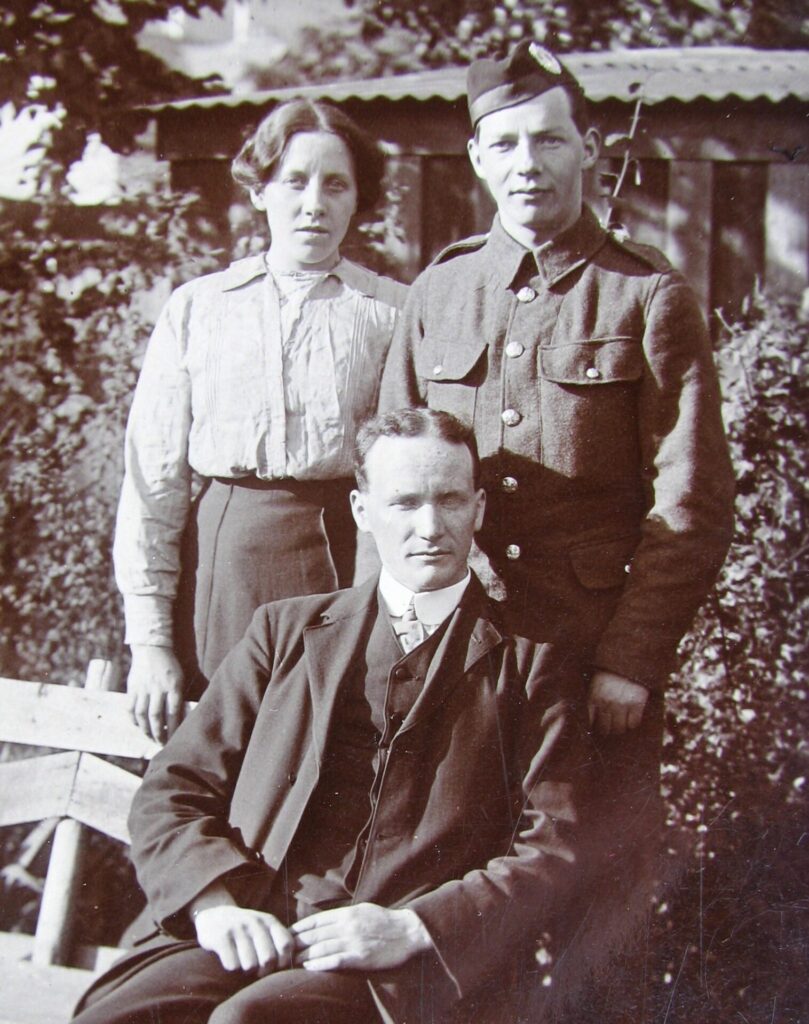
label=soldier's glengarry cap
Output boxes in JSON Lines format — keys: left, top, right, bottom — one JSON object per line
{"left": 467, "top": 41, "right": 585, "bottom": 127}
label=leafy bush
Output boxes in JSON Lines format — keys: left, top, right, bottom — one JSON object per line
{"left": 577, "top": 287, "right": 809, "bottom": 1023}
{"left": 668, "top": 285, "right": 808, "bottom": 836}
{"left": 0, "top": 188, "right": 222, "bottom": 682}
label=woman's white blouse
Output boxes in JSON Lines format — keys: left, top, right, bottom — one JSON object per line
{"left": 114, "top": 255, "right": 406, "bottom": 647}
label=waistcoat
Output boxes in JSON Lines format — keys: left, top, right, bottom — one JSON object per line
{"left": 273, "top": 597, "right": 448, "bottom": 917}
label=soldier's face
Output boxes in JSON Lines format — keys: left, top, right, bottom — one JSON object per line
{"left": 468, "top": 87, "right": 599, "bottom": 247}
{"left": 351, "top": 435, "right": 485, "bottom": 593}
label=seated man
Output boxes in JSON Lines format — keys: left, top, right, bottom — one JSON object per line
{"left": 73, "top": 409, "right": 594, "bottom": 1024}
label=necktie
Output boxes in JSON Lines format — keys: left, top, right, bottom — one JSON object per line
{"left": 395, "top": 599, "right": 424, "bottom": 653}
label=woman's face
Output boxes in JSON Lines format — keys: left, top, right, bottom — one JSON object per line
{"left": 251, "top": 130, "right": 359, "bottom": 272}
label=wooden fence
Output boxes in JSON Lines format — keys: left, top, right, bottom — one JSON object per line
{"left": 0, "top": 663, "right": 195, "bottom": 1024}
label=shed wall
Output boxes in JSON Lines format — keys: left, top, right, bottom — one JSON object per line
{"left": 157, "top": 96, "right": 809, "bottom": 328}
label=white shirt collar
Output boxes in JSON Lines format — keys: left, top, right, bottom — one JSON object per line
{"left": 379, "top": 568, "right": 471, "bottom": 626}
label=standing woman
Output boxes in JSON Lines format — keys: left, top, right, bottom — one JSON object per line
{"left": 114, "top": 100, "right": 405, "bottom": 741}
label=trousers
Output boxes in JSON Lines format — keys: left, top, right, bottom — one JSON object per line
{"left": 72, "top": 940, "right": 378, "bottom": 1024}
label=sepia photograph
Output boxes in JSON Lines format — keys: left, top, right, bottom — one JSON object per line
{"left": 0, "top": 2, "right": 806, "bottom": 1022}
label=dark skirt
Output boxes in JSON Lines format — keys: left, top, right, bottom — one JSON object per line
{"left": 174, "top": 476, "right": 355, "bottom": 697}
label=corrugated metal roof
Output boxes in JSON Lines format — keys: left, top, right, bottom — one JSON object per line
{"left": 150, "top": 47, "right": 809, "bottom": 113}
{"left": 573, "top": 47, "right": 809, "bottom": 103}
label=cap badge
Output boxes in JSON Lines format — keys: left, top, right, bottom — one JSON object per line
{"left": 528, "top": 43, "right": 562, "bottom": 75}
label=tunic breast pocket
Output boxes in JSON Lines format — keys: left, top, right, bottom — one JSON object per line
{"left": 417, "top": 340, "right": 488, "bottom": 427}
{"left": 538, "top": 337, "right": 643, "bottom": 478}
{"left": 539, "top": 337, "right": 642, "bottom": 386}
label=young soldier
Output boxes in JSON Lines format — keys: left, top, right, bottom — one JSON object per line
{"left": 380, "top": 41, "right": 733, "bottom": 740}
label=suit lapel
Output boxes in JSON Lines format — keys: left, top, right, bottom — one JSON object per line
{"left": 302, "top": 576, "right": 379, "bottom": 761}
{"left": 400, "top": 579, "right": 504, "bottom": 734}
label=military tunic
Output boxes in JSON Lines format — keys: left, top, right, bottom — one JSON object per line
{"left": 379, "top": 207, "right": 734, "bottom": 691}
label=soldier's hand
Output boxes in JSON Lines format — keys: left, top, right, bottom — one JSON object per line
{"left": 127, "top": 644, "right": 185, "bottom": 743}
{"left": 588, "top": 671, "right": 649, "bottom": 735}
{"left": 292, "top": 903, "right": 433, "bottom": 971}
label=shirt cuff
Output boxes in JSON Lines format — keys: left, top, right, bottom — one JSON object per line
{"left": 123, "top": 594, "right": 175, "bottom": 648}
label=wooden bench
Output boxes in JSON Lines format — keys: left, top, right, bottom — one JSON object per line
{"left": 0, "top": 660, "right": 192, "bottom": 1024}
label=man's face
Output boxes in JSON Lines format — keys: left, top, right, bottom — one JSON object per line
{"left": 467, "top": 87, "right": 599, "bottom": 248}
{"left": 351, "top": 435, "right": 485, "bottom": 593}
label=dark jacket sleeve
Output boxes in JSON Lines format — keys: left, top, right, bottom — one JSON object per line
{"left": 404, "top": 645, "right": 594, "bottom": 1001}
{"left": 594, "top": 270, "right": 735, "bottom": 688}
{"left": 128, "top": 608, "right": 275, "bottom": 935}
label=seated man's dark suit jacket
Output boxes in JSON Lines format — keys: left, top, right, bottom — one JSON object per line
{"left": 124, "top": 574, "right": 594, "bottom": 1023}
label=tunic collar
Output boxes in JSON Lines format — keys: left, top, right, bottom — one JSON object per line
{"left": 484, "top": 204, "right": 608, "bottom": 289}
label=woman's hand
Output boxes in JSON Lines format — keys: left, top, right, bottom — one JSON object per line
{"left": 127, "top": 644, "right": 185, "bottom": 742}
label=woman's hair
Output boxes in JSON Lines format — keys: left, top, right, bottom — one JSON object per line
{"left": 231, "top": 99, "right": 385, "bottom": 213}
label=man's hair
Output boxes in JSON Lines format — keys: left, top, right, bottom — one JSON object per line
{"left": 354, "top": 409, "right": 481, "bottom": 491}
{"left": 231, "top": 98, "right": 385, "bottom": 213}
{"left": 473, "top": 82, "right": 591, "bottom": 141}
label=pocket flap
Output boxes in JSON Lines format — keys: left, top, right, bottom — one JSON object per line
{"left": 569, "top": 534, "right": 639, "bottom": 590}
{"left": 540, "top": 338, "right": 642, "bottom": 385}
{"left": 417, "top": 341, "right": 487, "bottom": 383}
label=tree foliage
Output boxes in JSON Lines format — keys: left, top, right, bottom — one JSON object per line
{"left": 0, "top": 1, "right": 230, "bottom": 677}
{"left": 0, "top": 1, "right": 225, "bottom": 172}
{"left": 249, "top": 0, "right": 808, "bottom": 90}
{"left": 248, "top": 20, "right": 421, "bottom": 89}
{"left": 343, "top": 0, "right": 808, "bottom": 69}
